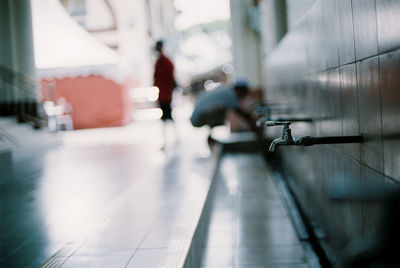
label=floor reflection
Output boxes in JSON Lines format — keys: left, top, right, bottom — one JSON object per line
{"left": 0, "top": 100, "right": 212, "bottom": 267}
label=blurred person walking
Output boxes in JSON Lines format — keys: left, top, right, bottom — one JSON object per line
{"left": 153, "top": 40, "right": 177, "bottom": 149}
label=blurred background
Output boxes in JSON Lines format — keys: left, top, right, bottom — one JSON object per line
{"left": 33, "top": 0, "right": 234, "bottom": 127}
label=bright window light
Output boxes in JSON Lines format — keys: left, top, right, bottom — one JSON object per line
{"left": 129, "top": 86, "right": 159, "bottom": 102}
{"left": 132, "top": 108, "right": 163, "bottom": 121}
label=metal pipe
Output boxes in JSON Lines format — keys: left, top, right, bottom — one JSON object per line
{"left": 297, "top": 136, "right": 363, "bottom": 146}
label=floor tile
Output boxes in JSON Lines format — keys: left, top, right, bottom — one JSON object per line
{"left": 62, "top": 250, "right": 132, "bottom": 268}
{"left": 126, "top": 248, "right": 167, "bottom": 268}
{"left": 200, "top": 246, "right": 234, "bottom": 266}
{"left": 204, "top": 231, "right": 234, "bottom": 247}
{"left": 236, "top": 245, "right": 306, "bottom": 265}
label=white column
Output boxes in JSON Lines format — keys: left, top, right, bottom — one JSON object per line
{"left": 229, "top": 0, "right": 262, "bottom": 90}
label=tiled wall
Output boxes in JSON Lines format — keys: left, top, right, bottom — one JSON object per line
{"left": 263, "top": 0, "right": 400, "bottom": 264}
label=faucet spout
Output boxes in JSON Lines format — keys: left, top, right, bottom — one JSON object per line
{"left": 269, "top": 137, "right": 286, "bottom": 152}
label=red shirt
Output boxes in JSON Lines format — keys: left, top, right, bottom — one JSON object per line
{"left": 154, "top": 54, "right": 174, "bottom": 103}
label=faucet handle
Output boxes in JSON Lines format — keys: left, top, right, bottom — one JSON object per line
{"left": 264, "top": 121, "right": 291, "bottom": 128}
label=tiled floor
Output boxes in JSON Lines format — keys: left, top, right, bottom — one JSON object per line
{"left": 199, "top": 153, "right": 314, "bottom": 268}
{"left": 0, "top": 105, "right": 216, "bottom": 268}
